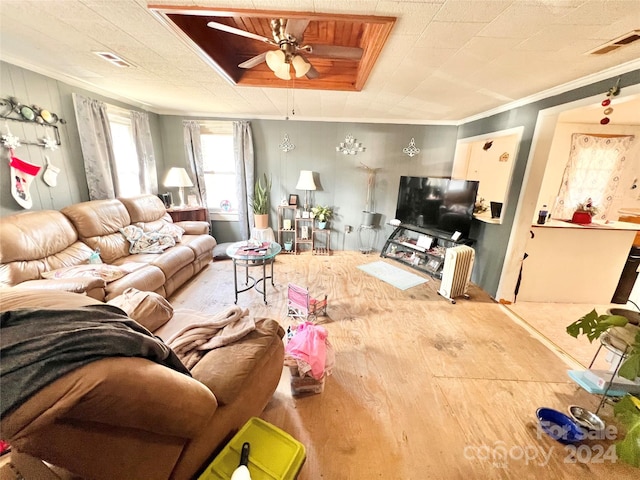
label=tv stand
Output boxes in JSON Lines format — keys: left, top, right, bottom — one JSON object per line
{"left": 381, "top": 224, "right": 473, "bottom": 279}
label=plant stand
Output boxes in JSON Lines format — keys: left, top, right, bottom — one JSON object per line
{"left": 357, "top": 225, "right": 378, "bottom": 254}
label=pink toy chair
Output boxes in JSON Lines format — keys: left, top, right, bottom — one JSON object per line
{"left": 287, "top": 283, "right": 328, "bottom": 321}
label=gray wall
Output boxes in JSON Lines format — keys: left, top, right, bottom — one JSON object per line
{"left": 2, "top": 60, "right": 639, "bottom": 297}
{"left": 158, "top": 115, "right": 458, "bottom": 246}
{"left": 0, "top": 61, "right": 164, "bottom": 216}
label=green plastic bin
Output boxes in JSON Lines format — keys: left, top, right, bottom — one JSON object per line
{"left": 198, "top": 417, "right": 306, "bottom": 480}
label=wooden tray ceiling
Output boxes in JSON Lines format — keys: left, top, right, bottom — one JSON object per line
{"left": 149, "top": 6, "right": 396, "bottom": 92}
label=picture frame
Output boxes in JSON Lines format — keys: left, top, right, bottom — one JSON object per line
{"left": 288, "top": 194, "right": 298, "bottom": 206}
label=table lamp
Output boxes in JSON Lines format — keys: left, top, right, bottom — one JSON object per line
{"left": 295, "top": 170, "right": 316, "bottom": 212}
{"left": 163, "top": 167, "right": 193, "bottom": 208}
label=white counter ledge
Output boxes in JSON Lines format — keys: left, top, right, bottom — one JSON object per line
{"left": 531, "top": 218, "right": 640, "bottom": 231}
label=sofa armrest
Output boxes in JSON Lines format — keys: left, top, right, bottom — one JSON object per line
{"left": 4, "top": 357, "right": 218, "bottom": 442}
{"left": 175, "top": 220, "right": 210, "bottom": 235}
{"left": 13, "top": 277, "right": 106, "bottom": 295}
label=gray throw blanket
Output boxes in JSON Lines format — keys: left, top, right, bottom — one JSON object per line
{"left": 0, "top": 305, "right": 190, "bottom": 419}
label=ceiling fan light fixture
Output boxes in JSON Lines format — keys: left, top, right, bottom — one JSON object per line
{"left": 292, "top": 54, "right": 311, "bottom": 78}
{"left": 274, "top": 63, "right": 291, "bottom": 80}
{"left": 266, "top": 49, "right": 286, "bottom": 71}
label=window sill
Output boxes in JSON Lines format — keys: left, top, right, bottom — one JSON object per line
{"left": 210, "top": 211, "right": 238, "bottom": 222}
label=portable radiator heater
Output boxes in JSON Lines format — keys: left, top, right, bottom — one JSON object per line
{"left": 437, "top": 245, "right": 475, "bottom": 304}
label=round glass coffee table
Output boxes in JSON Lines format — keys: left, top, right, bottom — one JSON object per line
{"left": 226, "top": 241, "right": 281, "bottom": 304}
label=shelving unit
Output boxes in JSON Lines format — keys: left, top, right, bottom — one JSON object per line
{"left": 277, "top": 205, "right": 297, "bottom": 254}
{"left": 380, "top": 223, "right": 473, "bottom": 279}
{"left": 278, "top": 205, "right": 332, "bottom": 255}
{"left": 295, "top": 217, "right": 314, "bottom": 254}
{"left": 568, "top": 333, "right": 637, "bottom": 414}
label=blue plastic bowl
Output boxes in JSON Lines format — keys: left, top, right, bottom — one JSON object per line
{"left": 536, "top": 407, "right": 585, "bottom": 444}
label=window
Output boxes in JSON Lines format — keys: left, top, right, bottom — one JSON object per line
{"left": 106, "top": 108, "right": 140, "bottom": 196}
{"left": 200, "top": 121, "right": 237, "bottom": 220}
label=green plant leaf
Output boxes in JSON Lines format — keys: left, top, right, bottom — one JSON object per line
{"left": 565, "top": 310, "right": 628, "bottom": 342}
{"left": 618, "top": 352, "right": 640, "bottom": 381}
{"left": 614, "top": 394, "right": 640, "bottom": 467}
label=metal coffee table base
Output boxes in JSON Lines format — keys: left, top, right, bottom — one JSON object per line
{"left": 232, "top": 257, "right": 276, "bottom": 304}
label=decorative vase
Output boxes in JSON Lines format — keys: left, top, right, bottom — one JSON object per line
{"left": 317, "top": 221, "right": 327, "bottom": 230}
{"left": 255, "top": 214, "right": 269, "bottom": 229}
{"left": 571, "top": 211, "right": 592, "bottom": 225}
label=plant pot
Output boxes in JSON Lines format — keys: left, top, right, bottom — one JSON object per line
{"left": 362, "top": 211, "right": 375, "bottom": 227}
{"left": 317, "top": 221, "right": 327, "bottom": 230}
{"left": 571, "top": 211, "right": 592, "bottom": 224}
{"left": 255, "top": 214, "right": 269, "bottom": 229}
{"left": 284, "top": 242, "right": 293, "bottom": 251}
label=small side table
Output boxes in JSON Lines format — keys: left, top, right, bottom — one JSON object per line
{"left": 250, "top": 227, "right": 275, "bottom": 243}
{"left": 167, "top": 206, "right": 207, "bottom": 222}
{"left": 226, "top": 241, "right": 281, "bottom": 304}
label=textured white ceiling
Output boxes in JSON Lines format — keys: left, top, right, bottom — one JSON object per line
{"left": 1, "top": 0, "right": 639, "bottom": 124}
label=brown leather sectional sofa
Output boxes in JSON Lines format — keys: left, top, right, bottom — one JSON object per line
{"left": 0, "top": 194, "right": 216, "bottom": 301}
{"left": 0, "top": 288, "right": 285, "bottom": 480}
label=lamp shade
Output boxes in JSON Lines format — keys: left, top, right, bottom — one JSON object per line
{"left": 291, "top": 55, "right": 311, "bottom": 78}
{"left": 296, "top": 170, "right": 316, "bottom": 191}
{"left": 163, "top": 167, "right": 193, "bottom": 188}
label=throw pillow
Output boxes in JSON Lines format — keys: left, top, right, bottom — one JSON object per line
{"left": 41, "top": 264, "right": 128, "bottom": 283}
{"left": 120, "top": 225, "right": 176, "bottom": 254}
{"left": 107, "top": 287, "right": 173, "bottom": 332}
{"left": 156, "top": 223, "right": 185, "bottom": 242}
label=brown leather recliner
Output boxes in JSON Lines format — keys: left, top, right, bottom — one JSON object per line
{"left": 0, "top": 289, "right": 285, "bottom": 480}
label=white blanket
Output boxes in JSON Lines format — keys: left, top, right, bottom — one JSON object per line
{"left": 165, "top": 306, "right": 256, "bottom": 369}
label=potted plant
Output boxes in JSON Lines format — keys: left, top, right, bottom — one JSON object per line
{"left": 571, "top": 197, "right": 599, "bottom": 224}
{"left": 566, "top": 309, "right": 640, "bottom": 466}
{"left": 360, "top": 163, "right": 380, "bottom": 226}
{"left": 250, "top": 173, "right": 271, "bottom": 229}
{"left": 311, "top": 205, "right": 333, "bottom": 229}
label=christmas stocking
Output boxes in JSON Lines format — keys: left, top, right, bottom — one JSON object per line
{"left": 43, "top": 156, "right": 60, "bottom": 187}
{"left": 10, "top": 155, "right": 41, "bottom": 209}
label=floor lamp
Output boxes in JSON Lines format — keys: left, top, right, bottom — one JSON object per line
{"left": 163, "top": 167, "right": 193, "bottom": 208}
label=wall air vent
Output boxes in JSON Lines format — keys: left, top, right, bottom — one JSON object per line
{"left": 93, "top": 51, "right": 135, "bottom": 68}
{"left": 588, "top": 30, "right": 640, "bottom": 55}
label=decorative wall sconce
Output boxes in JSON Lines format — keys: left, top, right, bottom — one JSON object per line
{"left": 279, "top": 133, "right": 295, "bottom": 152}
{"left": 336, "top": 134, "right": 365, "bottom": 155}
{"left": 402, "top": 138, "right": 420, "bottom": 157}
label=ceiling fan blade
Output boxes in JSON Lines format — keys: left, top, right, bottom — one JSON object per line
{"left": 207, "top": 21, "right": 276, "bottom": 45}
{"left": 307, "top": 44, "right": 363, "bottom": 60}
{"left": 284, "top": 19, "right": 310, "bottom": 41}
{"left": 238, "top": 52, "right": 268, "bottom": 69}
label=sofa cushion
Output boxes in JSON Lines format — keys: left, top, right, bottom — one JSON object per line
{"left": 0, "top": 210, "right": 95, "bottom": 287}
{"left": 181, "top": 235, "right": 217, "bottom": 258}
{"left": 187, "top": 318, "right": 284, "bottom": 405}
{"left": 118, "top": 195, "right": 168, "bottom": 224}
{"left": 41, "top": 264, "right": 128, "bottom": 282}
{"left": 107, "top": 288, "right": 173, "bottom": 332}
{"left": 61, "top": 199, "right": 132, "bottom": 264}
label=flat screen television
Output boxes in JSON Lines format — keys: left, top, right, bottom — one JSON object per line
{"left": 395, "top": 176, "right": 479, "bottom": 238}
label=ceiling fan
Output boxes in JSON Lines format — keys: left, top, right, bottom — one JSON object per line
{"left": 206, "top": 18, "right": 364, "bottom": 80}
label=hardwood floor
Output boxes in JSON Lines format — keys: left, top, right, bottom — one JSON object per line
{"left": 172, "top": 252, "right": 638, "bottom": 479}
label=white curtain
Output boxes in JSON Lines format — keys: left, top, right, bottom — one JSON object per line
{"left": 131, "top": 111, "right": 158, "bottom": 195}
{"left": 183, "top": 121, "right": 210, "bottom": 222}
{"left": 72, "top": 93, "right": 118, "bottom": 200}
{"left": 553, "top": 133, "right": 634, "bottom": 221}
{"left": 234, "top": 121, "right": 255, "bottom": 240}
